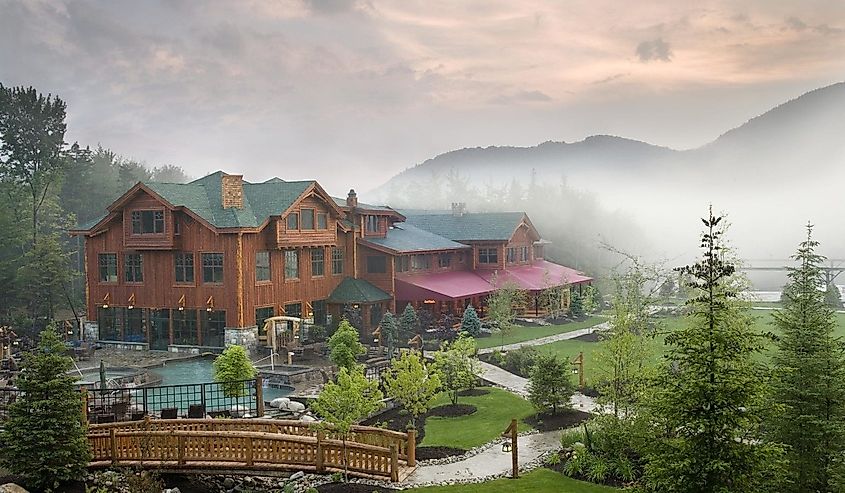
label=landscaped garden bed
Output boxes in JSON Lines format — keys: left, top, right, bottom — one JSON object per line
{"left": 524, "top": 409, "right": 592, "bottom": 432}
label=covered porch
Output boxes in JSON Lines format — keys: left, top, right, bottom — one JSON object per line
{"left": 395, "top": 270, "right": 496, "bottom": 321}
{"left": 326, "top": 277, "right": 393, "bottom": 342}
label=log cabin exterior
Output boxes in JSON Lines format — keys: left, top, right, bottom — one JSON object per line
{"left": 70, "top": 172, "right": 590, "bottom": 353}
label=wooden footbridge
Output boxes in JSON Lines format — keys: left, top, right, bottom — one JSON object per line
{"left": 87, "top": 418, "right": 416, "bottom": 482}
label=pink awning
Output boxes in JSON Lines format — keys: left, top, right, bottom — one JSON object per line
{"left": 395, "top": 271, "right": 496, "bottom": 302}
{"left": 476, "top": 260, "right": 592, "bottom": 292}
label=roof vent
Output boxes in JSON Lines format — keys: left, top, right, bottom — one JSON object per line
{"left": 347, "top": 189, "right": 358, "bottom": 208}
{"left": 221, "top": 174, "right": 244, "bottom": 209}
{"left": 451, "top": 202, "right": 466, "bottom": 217}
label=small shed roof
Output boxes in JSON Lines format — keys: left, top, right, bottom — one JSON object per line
{"left": 327, "top": 278, "right": 392, "bottom": 304}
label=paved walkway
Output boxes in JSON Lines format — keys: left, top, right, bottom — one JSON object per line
{"left": 477, "top": 321, "right": 608, "bottom": 355}
{"left": 404, "top": 430, "right": 562, "bottom": 485}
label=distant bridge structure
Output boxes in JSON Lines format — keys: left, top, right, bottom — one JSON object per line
{"left": 740, "top": 259, "right": 845, "bottom": 285}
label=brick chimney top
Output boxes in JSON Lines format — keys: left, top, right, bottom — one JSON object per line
{"left": 451, "top": 202, "right": 466, "bottom": 217}
{"left": 221, "top": 174, "right": 244, "bottom": 209}
{"left": 346, "top": 189, "right": 358, "bottom": 208}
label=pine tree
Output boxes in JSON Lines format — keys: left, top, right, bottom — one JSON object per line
{"left": 399, "top": 303, "right": 418, "bottom": 335}
{"left": 527, "top": 354, "right": 575, "bottom": 415}
{"left": 379, "top": 311, "right": 398, "bottom": 359}
{"left": 0, "top": 325, "right": 90, "bottom": 491}
{"left": 460, "top": 304, "right": 482, "bottom": 338}
{"left": 770, "top": 224, "right": 845, "bottom": 492}
{"left": 641, "top": 208, "right": 783, "bottom": 493}
{"left": 569, "top": 289, "right": 584, "bottom": 318}
{"left": 825, "top": 283, "right": 843, "bottom": 310}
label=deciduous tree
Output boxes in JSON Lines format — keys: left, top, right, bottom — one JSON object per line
{"left": 432, "top": 333, "right": 479, "bottom": 405}
{"left": 487, "top": 279, "right": 526, "bottom": 348}
{"left": 212, "top": 344, "right": 257, "bottom": 397}
{"left": 383, "top": 352, "right": 441, "bottom": 428}
{"left": 328, "top": 319, "right": 365, "bottom": 373}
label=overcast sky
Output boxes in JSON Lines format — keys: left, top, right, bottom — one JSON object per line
{"left": 1, "top": 0, "right": 843, "bottom": 195}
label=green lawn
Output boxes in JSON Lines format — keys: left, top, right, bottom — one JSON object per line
{"left": 475, "top": 316, "right": 605, "bottom": 350}
{"left": 539, "top": 310, "right": 845, "bottom": 386}
{"left": 415, "top": 468, "right": 620, "bottom": 492}
{"left": 420, "top": 386, "right": 536, "bottom": 450}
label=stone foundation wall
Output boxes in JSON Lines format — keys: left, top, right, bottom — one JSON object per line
{"left": 225, "top": 326, "right": 259, "bottom": 353}
{"left": 98, "top": 341, "right": 148, "bottom": 351}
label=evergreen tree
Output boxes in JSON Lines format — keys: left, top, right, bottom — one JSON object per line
{"left": 825, "top": 283, "right": 843, "bottom": 310}
{"left": 460, "top": 304, "right": 482, "bottom": 338}
{"left": 641, "top": 208, "right": 783, "bottom": 493}
{"left": 769, "top": 224, "right": 845, "bottom": 492}
{"left": 399, "top": 303, "right": 418, "bottom": 334}
{"left": 527, "top": 354, "right": 575, "bottom": 415}
{"left": 328, "top": 319, "right": 365, "bottom": 373}
{"left": 0, "top": 325, "right": 90, "bottom": 491}
{"left": 569, "top": 289, "right": 584, "bottom": 318}
{"left": 212, "top": 344, "right": 257, "bottom": 397}
{"left": 379, "top": 311, "right": 398, "bottom": 359}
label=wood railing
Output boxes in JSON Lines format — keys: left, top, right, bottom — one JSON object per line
{"left": 88, "top": 418, "right": 415, "bottom": 481}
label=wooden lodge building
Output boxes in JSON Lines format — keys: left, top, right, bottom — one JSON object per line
{"left": 69, "top": 172, "right": 591, "bottom": 352}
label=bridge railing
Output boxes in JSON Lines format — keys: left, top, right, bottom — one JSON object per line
{"left": 88, "top": 418, "right": 412, "bottom": 481}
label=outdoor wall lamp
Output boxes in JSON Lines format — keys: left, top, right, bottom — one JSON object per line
{"left": 178, "top": 294, "right": 186, "bottom": 311}
{"left": 101, "top": 293, "right": 110, "bottom": 309}
{"left": 127, "top": 293, "right": 136, "bottom": 310}
{"left": 206, "top": 296, "right": 214, "bottom": 312}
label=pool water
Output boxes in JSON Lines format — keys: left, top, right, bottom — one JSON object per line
{"left": 153, "top": 357, "right": 294, "bottom": 401}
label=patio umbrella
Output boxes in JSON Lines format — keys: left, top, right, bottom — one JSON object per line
{"left": 99, "top": 360, "right": 107, "bottom": 390}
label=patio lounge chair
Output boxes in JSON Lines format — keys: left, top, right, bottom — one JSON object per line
{"left": 188, "top": 404, "right": 205, "bottom": 418}
{"left": 160, "top": 407, "right": 178, "bottom": 419}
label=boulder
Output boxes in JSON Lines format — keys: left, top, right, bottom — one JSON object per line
{"left": 290, "top": 471, "right": 305, "bottom": 481}
{"left": 269, "top": 397, "right": 290, "bottom": 409}
{"left": 230, "top": 405, "right": 249, "bottom": 418}
{"left": 299, "top": 414, "right": 316, "bottom": 422}
{"left": 287, "top": 400, "right": 306, "bottom": 413}
{"left": 0, "top": 484, "right": 29, "bottom": 493}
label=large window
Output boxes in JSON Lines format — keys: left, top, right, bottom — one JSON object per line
{"left": 506, "top": 247, "right": 517, "bottom": 263}
{"left": 478, "top": 248, "right": 498, "bottom": 264}
{"left": 312, "top": 300, "right": 327, "bottom": 326}
{"left": 98, "top": 307, "right": 120, "bottom": 341}
{"left": 332, "top": 248, "right": 344, "bottom": 275}
{"left": 125, "top": 308, "right": 146, "bottom": 343}
{"left": 317, "top": 213, "right": 328, "bottom": 229}
{"left": 301, "top": 208, "right": 315, "bottom": 230}
{"left": 395, "top": 256, "right": 409, "bottom": 273}
{"left": 172, "top": 309, "right": 198, "bottom": 345}
{"left": 438, "top": 254, "right": 451, "bottom": 268}
{"left": 411, "top": 254, "right": 430, "bottom": 271}
{"left": 202, "top": 253, "right": 224, "bottom": 283}
{"left": 367, "top": 255, "right": 387, "bottom": 274}
{"left": 285, "top": 250, "right": 299, "bottom": 279}
{"left": 131, "top": 210, "right": 164, "bottom": 234}
{"left": 98, "top": 253, "right": 117, "bottom": 282}
{"left": 174, "top": 252, "right": 194, "bottom": 283}
{"left": 520, "top": 246, "right": 529, "bottom": 262}
{"left": 149, "top": 309, "right": 170, "bottom": 350}
{"left": 256, "top": 251, "right": 271, "bottom": 282}
{"left": 365, "top": 215, "right": 379, "bottom": 233}
{"left": 201, "top": 310, "right": 225, "bottom": 347}
{"left": 256, "top": 307, "right": 274, "bottom": 329}
{"left": 124, "top": 253, "right": 143, "bottom": 282}
{"left": 287, "top": 213, "right": 299, "bottom": 230}
{"left": 311, "top": 248, "right": 324, "bottom": 277}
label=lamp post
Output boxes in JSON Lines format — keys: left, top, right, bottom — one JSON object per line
{"left": 501, "top": 418, "right": 518, "bottom": 479}
{"left": 571, "top": 351, "right": 584, "bottom": 389}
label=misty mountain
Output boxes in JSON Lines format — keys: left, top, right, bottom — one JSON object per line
{"left": 373, "top": 82, "right": 845, "bottom": 199}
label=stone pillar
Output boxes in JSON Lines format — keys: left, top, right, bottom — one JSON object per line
{"left": 224, "top": 326, "right": 259, "bottom": 354}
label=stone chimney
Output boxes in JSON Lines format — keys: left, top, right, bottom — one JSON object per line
{"left": 221, "top": 174, "right": 244, "bottom": 209}
{"left": 451, "top": 202, "right": 466, "bottom": 217}
{"left": 346, "top": 189, "right": 358, "bottom": 208}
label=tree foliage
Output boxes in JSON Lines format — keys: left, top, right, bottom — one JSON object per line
{"left": 527, "top": 353, "right": 575, "bottom": 415}
{"left": 769, "top": 224, "right": 845, "bottom": 493}
{"left": 487, "top": 279, "right": 526, "bottom": 348}
{"left": 312, "top": 367, "right": 383, "bottom": 481}
{"left": 212, "top": 344, "right": 257, "bottom": 397}
{"left": 640, "top": 209, "right": 783, "bottom": 493}
{"left": 432, "top": 333, "right": 479, "bottom": 405}
{"left": 460, "top": 304, "right": 482, "bottom": 338}
{"left": 379, "top": 311, "right": 398, "bottom": 359}
{"left": 825, "top": 283, "right": 843, "bottom": 310}
{"left": 0, "top": 325, "right": 90, "bottom": 491}
{"left": 383, "top": 352, "right": 441, "bottom": 427}
{"left": 399, "top": 303, "right": 418, "bottom": 335}
{"left": 569, "top": 289, "right": 584, "bottom": 318}
{"left": 328, "top": 319, "right": 365, "bottom": 373}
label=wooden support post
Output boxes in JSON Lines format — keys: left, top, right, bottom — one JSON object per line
{"left": 109, "top": 428, "right": 117, "bottom": 463}
{"left": 246, "top": 437, "right": 254, "bottom": 466}
{"left": 510, "top": 418, "right": 518, "bottom": 479}
{"left": 255, "top": 376, "right": 265, "bottom": 417}
{"left": 80, "top": 387, "right": 88, "bottom": 425}
{"left": 390, "top": 444, "right": 399, "bottom": 483}
{"left": 407, "top": 429, "right": 416, "bottom": 467}
{"left": 177, "top": 435, "right": 185, "bottom": 466}
{"left": 316, "top": 432, "right": 325, "bottom": 472}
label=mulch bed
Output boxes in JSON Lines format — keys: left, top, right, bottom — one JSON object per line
{"left": 524, "top": 409, "right": 592, "bottom": 432}
{"left": 426, "top": 404, "right": 477, "bottom": 418}
{"left": 457, "top": 388, "right": 490, "bottom": 397}
{"left": 571, "top": 331, "right": 602, "bottom": 342}
{"left": 317, "top": 483, "right": 399, "bottom": 492}
{"left": 361, "top": 405, "right": 425, "bottom": 443}
{"left": 415, "top": 446, "right": 467, "bottom": 460}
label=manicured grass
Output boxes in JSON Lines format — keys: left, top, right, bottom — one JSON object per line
{"left": 475, "top": 316, "right": 605, "bottom": 349}
{"left": 420, "top": 386, "right": 535, "bottom": 449}
{"left": 415, "top": 467, "right": 620, "bottom": 492}
{"left": 539, "top": 311, "right": 845, "bottom": 386}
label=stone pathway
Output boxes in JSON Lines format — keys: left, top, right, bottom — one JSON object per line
{"left": 477, "top": 321, "right": 608, "bottom": 355}
{"left": 404, "top": 430, "right": 562, "bottom": 485}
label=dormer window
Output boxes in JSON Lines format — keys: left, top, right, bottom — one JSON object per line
{"left": 301, "top": 208, "right": 315, "bottom": 230}
{"left": 131, "top": 210, "right": 164, "bottom": 234}
{"left": 365, "top": 215, "right": 379, "bottom": 233}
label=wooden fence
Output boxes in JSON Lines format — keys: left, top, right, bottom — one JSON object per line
{"left": 88, "top": 418, "right": 415, "bottom": 482}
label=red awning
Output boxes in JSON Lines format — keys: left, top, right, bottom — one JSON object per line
{"left": 476, "top": 260, "right": 592, "bottom": 292}
{"left": 395, "top": 271, "right": 496, "bottom": 302}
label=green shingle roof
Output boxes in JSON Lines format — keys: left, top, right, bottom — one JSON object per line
{"left": 327, "top": 278, "right": 392, "bottom": 304}
{"left": 331, "top": 196, "right": 395, "bottom": 212}
{"left": 404, "top": 212, "right": 526, "bottom": 241}
{"left": 363, "top": 223, "right": 469, "bottom": 253}
{"left": 138, "top": 172, "right": 313, "bottom": 229}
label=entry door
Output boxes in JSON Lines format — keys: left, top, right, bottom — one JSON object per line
{"left": 149, "top": 309, "right": 170, "bottom": 351}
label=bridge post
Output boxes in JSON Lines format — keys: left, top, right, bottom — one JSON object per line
{"left": 80, "top": 387, "right": 88, "bottom": 425}
{"left": 177, "top": 435, "right": 185, "bottom": 465}
{"left": 255, "top": 376, "right": 264, "bottom": 417}
{"left": 109, "top": 428, "right": 117, "bottom": 464}
{"left": 316, "top": 432, "right": 325, "bottom": 472}
{"left": 246, "top": 437, "right": 254, "bottom": 466}
{"left": 407, "top": 429, "right": 416, "bottom": 467}
{"left": 390, "top": 444, "right": 399, "bottom": 482}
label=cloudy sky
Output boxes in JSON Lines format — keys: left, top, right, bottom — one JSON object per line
{"left": 1, "top": 0, "right": 843, "bottom": 195}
